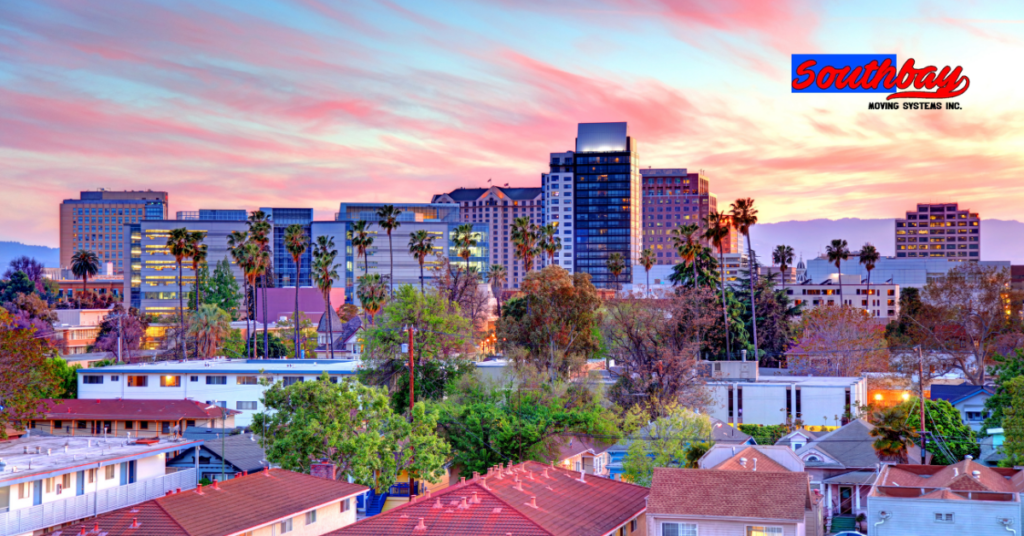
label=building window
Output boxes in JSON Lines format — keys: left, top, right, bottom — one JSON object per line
{"left": 105, "top": 465, "right": 116, "bottom": 480}
{"left": 747, "top": 527, "right": 783, "bottom": 536}
{"left": 206, "top": 376, "right": 227, "bottom": 385}
{"left": 661, "top": 522, "right": 698, "bottom": 536}
{"left": 190, "top": 375, "right": 199, "bottom": 382}
{"left": 83, "top": 375, "right": 104, "bottom": 384}
{"left": 127, "top": 376, "right": 148, "bottom": 387}
{"left": 77, "top": 420, "right": 88, "bottom": 429}
{"left": 237, "top": 401, "right": 257, "bottom": 410}
{"left": 159, "top": 375, "right": 181, "bottom": 387}
{"left": 139, "top": 421, "right": 149, "bottom": 429}
{"left": 18, "top": 483, "right": 28, "bottom": 499}
{"left": 305, "top": 510, "right": 317, "bottom": 525}
{"left": 341, "top": 498, "right": 350, "bottom": 512}
{"left": 237, "top": 376, "right": 259, "bottom": 385}
{"left": 279, "top": 518, "right": 294, "bottom": 533}
{"left": 631, "top": 519, "right": 637, "bottom": 532}
{"left": 935, "top": 513, "right": 954, "bottom": 523}
{"left": 283, "top": 376, "right": 303, "bottom": 387}
{"left": 111, "top": 375, "right": 119, "bottom": 381}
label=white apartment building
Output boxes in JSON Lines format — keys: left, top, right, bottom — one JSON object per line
{"left": 786, "top": 274, "right": 900, "bottom": 319}
{"left": 543, "top": 151, "right": 576, "bottom": 272}
{"left": 0, "top": 435, "right": 200, "bottom": 536}
{"left": 76, "top": 359, "right": 361, "bottom": 426}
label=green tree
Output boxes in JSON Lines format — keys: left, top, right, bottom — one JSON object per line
{"left": 685, "top": 441, "right": 714, "bottom": 468}
{"left": 452, "top": 223, "right": 478, "bottom": 273}
{"left": 187, "top": 232, "right": 207, "bottom": 310}
{"left": 983, "top": 350, "right": 1024, "bottom": 436}
{"left": 435, "top": 378, "right": 619, "bottom": 475}
{"left": 0, "top": 309, "right": 59, "bottom": 437}
{"left": 858, "top": 243, "right": 880, "bottom": 298}
{"left": 738, "top": 424, "right": 791, "bottom": 446}
{"left": 361, "top": 285, "right": 474, "bottom": 413}
{"left": 622, "top": 404, "right": 713, "bottom": 487}
{"left": 704, "top": 210, "right": 732, "bottom": 357}
{"left": 276, "top": 316, "right": 318, "bottom": 359}
{"left": 312, "top": 236, "right": 340, "bottom": 359}
{"left": 70, "top": 249, "right": 100, "bottom": 308}
{"left": 669, "top": 224, "right": 701, "bottom": 288}
{"left": 901, "top": 397, "right": 979, "bottom": 465}
{"left": 166, "top": 228, "right": 192, "bottom": 359}
{"left": 1000, "top": 375, "right": 1024, "bottom": 467}
{"left": 772, "top": 244, "right": 795, "bottom": 294}
{"left": 376, "top": 204, "right": 402, "bottom": 297}
{"left": 284, "top": 224, "right": 308, "bottom": 356}
{"left": 669, "top": 245, "right": 719, "bottom": 289}
{"left": 41, "top": 357, "right": 80, "bottom": 399}
{"left": 347, "top": 220, "right": 374, "bottom": 278}
{"left": 203, "top": 259, "right": 241, "bottom": 319}
{"left": 868, "top": 404, "right": 917, "bottom": 463}
{"left": 408, "top": 230, "right": 436, "bottom": 293}
{"left": 247, "top": 210, "right": 272, "bottom": 358}
{"left": 825, "top": 238, "right": 850, "bottom": 305}
{"left": 188, "top": 304, "right": 232, "bottom": 358}
{"left": 253, "top": 375, "right": 449, "bottom": 492}
{"left": 510, "top": 217, "right": 540, "bottom": 272}
{"left": 606, "top": 252, "right": 626, "bottom": 290}
{"left": 539, "top": 223, "right": 561, "bottom": 265}
{"left": 356, "top": 273, "right": 387, "bottom": 326}
{"left": 639, "top": 248, "right": 656, "bottom": 296}
{"left": 730, "top": 197, "right": 760, "bottom": 360}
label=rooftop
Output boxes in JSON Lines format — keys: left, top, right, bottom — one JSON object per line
{"left": 0, "top": 435, "right": 201, "bottom": 486}
{"left": 710, "top": 446, "right": 791, "bottom": 473}
{"left": 61, "top": 468, "right": 368, "bottom": 536}
{"left": 872, "top": 460, "right": 1024, "bottom": 501}
{"left": 75, "top": 358, "right": 362, "bottom": 375}
{"left": 330, "top": 460, "right": 649, "bottom": 536}
{"left": 34, "top": 399, "right": 241, "bottom": 421}
{"left": 648, "top": 467, "right": 812, "bottom": 521}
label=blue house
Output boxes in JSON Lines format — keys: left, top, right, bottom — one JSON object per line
{"left": 930, "top": 384, "right": 995, "bottom": 431}
{"left": 167, "top": 428, "right": 267, "bottom": 482}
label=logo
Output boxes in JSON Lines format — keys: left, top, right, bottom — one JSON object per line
{"left": 791, "top": 54, "right": 969, "bottom": 100}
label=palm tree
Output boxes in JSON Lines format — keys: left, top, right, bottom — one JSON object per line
{"left": 312, "top": 236, "right": 340, "bottom": 359}
{"left": 348, "top": 220, "right": 374, "bottom": 278}
{"left": 188, "top": 304, "right": 231, "bottom": 358}
{"left": 639, "top": 248, "right": 656, "bottom": 297}
{"left": 869, "top": 405, "right": 917, "bottom": 463}
{"left": 487, "top": 264, "right": 507, "bottom": 316}
{"left": 227, "top": 230, "right": 253, "bottom": 358}
{"left": 858, "top": 243, "right": 880, "bottom": 312}
{"left": 188, "top": 232, "right": 207, "bottom": 310}
{"left": 356, "top": 273, "right": 387, "bottom": 326}
{"left": 670, "top": 224, "right": 701, "bottom": 287}
{"left": 606, "top": 252, "right": 626, "bottom": 290}
{"left": 540, "top": 223, "right": 561, "bottom": 265}
{"left": 408, "top": 230, "right": 436, "bottom": 293}
{"left": 826, "top": 239, "right": 850, "bottom": 306}
{"left": 451, "top": 223, "right": 478, "bottom": 273}
{"left": 166, "top": 228, "right": 192, "bottom": 360}
{"left": 376, "top": 205, "right": 402, "bottom": 297}
{"left": 69, "top": 250, "right": 99, "bottom": 308}
{"left": 772, "top": 244, "right": 795, "bottom": 295}
{"left": 284, "top": 224, "right": 308, "bottom": 357}
{"left": 731, "top": 198, "right": 760, "bottom": 361}
{"left": 704, "top": 211, "right": 732, "bottom": 358}
{"left": 510, "top": 217, "right": 539, "bottom": 273}
{"left": 247, "top": 211, "right": 272, "bottom": 357}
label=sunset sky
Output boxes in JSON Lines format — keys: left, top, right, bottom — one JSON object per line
{"left": 2, "top": 0, "right": 1022, "bottom": 247}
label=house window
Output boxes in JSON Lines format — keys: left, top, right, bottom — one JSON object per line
{"left": 160, "top": 375, "right": 181, "bottom": 387}
{"left": 792, "top": 442, "right": 804, "bottom": 451}
{"left": 190, "top": 376, "right": 199, "bottom": 382}
{"left": 127, "top": 376, "right": 148, "bottom": 387}
{"left": 105, "top": 465, "right": 115, "bottom": 480}
{"left": 139, "top": 421, "right": 149, "bottom": 429}
{"left": 282, "top": 376, "right": 303, "bottom": 387}
{"left": 341, "top": 498, "right": 350, "bottom": 512}
{"left": 935, "top": 513, "right": 954, "bottom": 523}
{"left": 747, "top": 527, "right": 783, "bottom": 536}
{"left": 237, "top": 401, "right": 257, "bottom": 410}
{"left": 87, "top": 469, "right": 95, "bottom": 483}
{"left": 305, "top": 510, "right": 317, "bottom": 525}
{"left": 631, "top": 519, "right": 637, "bottom": 532}
{"left": 279, "top": 518, "right": 294, "bottom": 533}
{"left": 237, "top": 376, "right": 258, "bottom": 385}
{"left": 806, "top": 455, "right": 822, "bottom": 463}
{"left": 966, "top": 411, "right": 983, "bottom": 422}
{"left": 83, "top": 375, "right": 103, "bottom": 384}
{"left": 661, "top": 522, "right": 698, "bottom": 536}
{"left": 206, "top": 375, "right": 227, "bottom": 385}
{"left": 77, "top": 420, "right": 88, "bottom": 429}
{"left": 110, "top": 375, "right": 119, "bottom": 381}
{"left": 18, "top": 483, "right": 29, "bottom": 499}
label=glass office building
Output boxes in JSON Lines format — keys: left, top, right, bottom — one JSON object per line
{"left": 262, "top": 208, "right": 314, "bottom": 288}
{"left": 572, "top": 123, "right": 641, "bottom": 289}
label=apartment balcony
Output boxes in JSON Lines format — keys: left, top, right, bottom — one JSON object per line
{"left": 0, "top": 468, "right": 196, "bottom": 536}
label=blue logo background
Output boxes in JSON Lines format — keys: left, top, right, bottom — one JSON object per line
{"left": 791, "top": 54, "right": 897, "bottom": 93}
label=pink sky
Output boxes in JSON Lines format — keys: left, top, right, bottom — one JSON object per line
{"left": 2, "top": 0, "right": 1022, "bottom": 247}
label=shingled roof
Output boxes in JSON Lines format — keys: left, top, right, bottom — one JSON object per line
{"left": 36, "top": 399, "right": 241, "bottom": 421}
{"left": 649, "top": 468, "right": 813, "bottom": 521}
{"left": 710, "top": 446, "right": 791, "bottom": 473}
{"left": 330, "top": 460, "right": 649, "bottom": 536}
{"left": 61, "top": 469, "right": 368, "bottom": 536}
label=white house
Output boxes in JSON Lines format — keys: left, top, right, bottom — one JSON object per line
{"left": 77, "top": 358, "right": 362, "bottom": 426}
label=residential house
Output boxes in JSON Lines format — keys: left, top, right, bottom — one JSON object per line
{"left": 168, "top": 429, "right": 267, "bottom": 482}
{"left": 868, "top": 458, "right": 1024, "bottom": 536}
{"left": 930, "top": 384, "right": 994, "bottom": 432}
{"left": 27, "top": 398, "right": 240, "bottom": 438}
{"left": 330, "top": 461, "right": 650, "bottom": 536}
{"left": 776, "top": 428, "right": 826, "bottom": 452}
{"left": 60, "top": 468, "right": 368, "bottom": 536}
{"left": 647, "top": 467, "right": 819, "bottom": 536}
{"left": 980, "top": 427, "right": 1005, "bottom": 466}
{"left": 607, "top": 418, "right": 753, "bottom": 481}
{"left": 698, "top": 444, "right": 806, "bottom": 473}
{"left": 710, "top": 417, "right": 756, "bottom": 445}
{"left": 0, "top": 435, "right": 201, "bottom": 536}
{"left": 316, "top": 310, "right": 363, "bottom": 359}
{"left": 548, "top": 435, "right": 613, "bottom": 477}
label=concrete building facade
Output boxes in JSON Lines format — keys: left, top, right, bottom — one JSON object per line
{"left": 895, "top": 202, "right": 980, "bottom": 261}
{"left": 639, "top": 168, "right": 738, "bottom": 265}
{"left": 786, "top": 275, "right": 900, "bottom": 319}
{"left": 803, "top": 257, "right": 1011, "bottom": 289}
{"left": 60, "top": 190, "right": 168, "bottom": 274}
{"left": 543, "top": 152, "right": 576, "bottom": 272}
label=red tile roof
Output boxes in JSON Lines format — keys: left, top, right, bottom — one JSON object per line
{"left": 878, "top": 460, "right": 1024, "bottom": 492}
{"left": 547, "top": 435, "right": 613, "bottom": 463}
{"left": 330, "top": 461, "right": 650, "bottom": 536}
{"left": 37, "top": 399, "right": 240, "bottom": 421}
{"left": 649, "top": 468, "right": 812, "bottom": 521}
{"left": 710, "top": 446, "right": 791, "bottom": 473}
{"left": 61, "top": 469, "right": 367, "bottom": 536}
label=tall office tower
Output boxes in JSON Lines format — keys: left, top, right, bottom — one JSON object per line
{"left": 639, "top": 168, "right": 730, "bottom": 265}
{"left": 335, "top": 202, "right": 488, "bottom": 302}
{"left": 542, "top": 151, "right": 576, "bottom": 273}
{"left": 125, "top": 211, "right": 247, "bottom": 315}
{"left": 431, "top": 187, "right": 542, "bottom": 288}
{"left": 895, "top": 202, "right": 980, "bottom": 261}
{"left": 60, "top": 190, "right": 168, "bottom": 274}
{"left": 261, "top": 208, "right": 314, "bottom": 288}
{"left": 573, "top": 122, "right": 641, "bottom": 289}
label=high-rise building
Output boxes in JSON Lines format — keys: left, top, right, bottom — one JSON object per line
{"left": 639, "top": 168, "right": 738, "bottom": 264}
{"left": 261, "top": 207, "right": 314, "bottom": 288}
{"left": 60, "top": 190, "right": 168, "bottom": 274}
{"left": 432, "top": 186, "right": 544, "bottom": 288}
{"left": 334, "top": 202, "right": 489, "bottom": 302}
{"left": 542, "top": 151, "right": 576, "bottom": 273}
{"left": 572, "top": 122, "right": 641, "bottom": 289}
{"left": 895, "top": 202, "right": 980, "bottom": 261}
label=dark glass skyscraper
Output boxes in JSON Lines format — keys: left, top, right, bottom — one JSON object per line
{"left": 572, "top": 122, "right": 641, "bottom": 289}
{"left": 262, "top": 207, "right": 314, "bottom": 288}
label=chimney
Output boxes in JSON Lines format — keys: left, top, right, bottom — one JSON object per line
{"left": 460, "top": 476, "right": 466, "bottom": 484}
{"left": 176, "top": 488, "right": 181, "bottom": 494}
{"left": 433, "top": 498, "right": 443, "bottom": 509}
{"left": 753, "top": 458, "right": 757, "bottom": 471}
{"left": 481, "top": 479, "right": 490, "bottom": 490}
{"left": 459, "top": 497, "right": 469, "bottom": 510}
{"left": 514, "top": 480, "right": 523, "bottom": 491}
{"left": 264, "top": 467, "right": 271, "bottom": 477}
{"left": 579, "top": 471, "right": 586, "bottom": 484}
{"left": 527, "top": 496, "right": 537, "bottom": 508}
{"left": 739, "top": 457, "right": 747, "bottom": 467}
{"left": 94, "top": 523, "right": 100, "bottom": 533}
{"left": 473, "top": 471, "right": 480, "bottom": 481}
{"left": 471, "top": 492, "right": 481, "bottom": 504}
{"left": 414, "top": 518, "right": 427, "bottom": 531}
{"left": 954, "top": 468, "right": 959, "bottom": 476}
{"left": 80, "top": 528, "right": 87, "bottom": 536}
{"left": 972, "top": 471, "right": 981, "bottom": 479}
{"left": 196, "top": 484, "right": 204, "bottom": 495}
{"left": 965, "top": 455, "right": 974, "bottom": 461}
{"left": 212, "top": 479, "right": 219, "bottom": 490}
{"left": 131, "top": 517, "right": 139, "bottom": 528}
{"left": 542, "top": 468, "right": 549, "bottom": 479}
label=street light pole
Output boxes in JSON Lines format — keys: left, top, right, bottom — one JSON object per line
{"left": 917, "top": 345, "right": 926, "bottom": 465}
{"left": 408, "top": 325, "right": 415, "bottom": 501}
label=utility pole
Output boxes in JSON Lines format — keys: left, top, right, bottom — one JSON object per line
{"left": 917, "top": 345, "right": 926, "bottom": 464}
{"left": 221, "top": 405, "right": 226, "bottom": 482}
{"left": 117, "top": 314, "right": 123, "bottom": 363}
{"left": 408, "top": 326, "right": 415, "bottom": 502}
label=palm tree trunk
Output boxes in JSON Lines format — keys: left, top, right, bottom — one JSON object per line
{"left": 326, "top": 293, "right": 334, "bottom": 360}
{"left": 294, "top": 259, "right": 300, "bottom": 358}
{"left": 837, "top": 260, "right": 843, "bottom": 306}
{"left": 646, "top": 269, "right": 650, "bottom": 298}
{"left": 719, "top": 246, "right": 731, "bottom": 358}
{"left": 747, "top": 235, "right": 759, "bottom": 362}
{"left": 262, "top": 275, "right": 268, "bottom": 359}
{"left": 866, "top": 269, "right": 872, "bottom": 317}
{"left": 388, "top": 232, "right": 394, "bottom": 298}
{"left": 178, "top": 262, "right": 185, "bottom": 360}
{"left": 81, "top": 274, "right": 87, "bottom": 309}
{"left": 419, "top": 261, "right": 424, "bottom": 293}
{"left": 363, "top": 250, "right": 369, "bottom": 278}
{"left": 692, "top": 255, "right": 698, "bottom": 288}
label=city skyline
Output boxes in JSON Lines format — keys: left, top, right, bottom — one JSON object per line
{"left": 3, "top": 0, "right": 1023, "bottom": 247}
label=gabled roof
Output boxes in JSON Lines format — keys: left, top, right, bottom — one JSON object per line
{"left": 876, "top": 460, "right": 1024, "bottom": 493}
{"left": 434, "top": 186, "right": 544, "bottom": 203}
{"left": 318, "top": 314, "right": 362, "bottom": 350}
{"left": 35, "top": 399, "right": 241, "bottom": 421}
{"left": 547, "top": 435, "right": 613, "bottom": 463}
{"left": 930, "top": 384, "right": 994, "bottom": 405}
{"left": 711, "top": 418, "right": 754, "bottom": 444}
{"left": 330, "top": 461, "right": 649, "bottom": 536}
{"left": 649, "top": 468, "right": 812, "bottom": 521}
{"left": 710, "top": 446, "right": 791, "bottom": 473}
{"left": 193, "top": 431, "right": 267, "bottom": 474}
{"left": 775, "top": 428, "right": 825, "bottom": 448}
{"left": 62, "top": 469, "right": 368, "bottom": 536}
{"left": 797, "top": 419, "right": 881, "bottom": 469}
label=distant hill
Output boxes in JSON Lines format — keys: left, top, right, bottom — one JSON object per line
{"left": 749, "top": 219, "right": 1024, "bottom": 265}
{"left": 0, "top": 242, "right": 60, "bottom": 271}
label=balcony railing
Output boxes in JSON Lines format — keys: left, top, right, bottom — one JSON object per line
{"left": 0, "top": 468, "right": 196, "bottom": 536}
